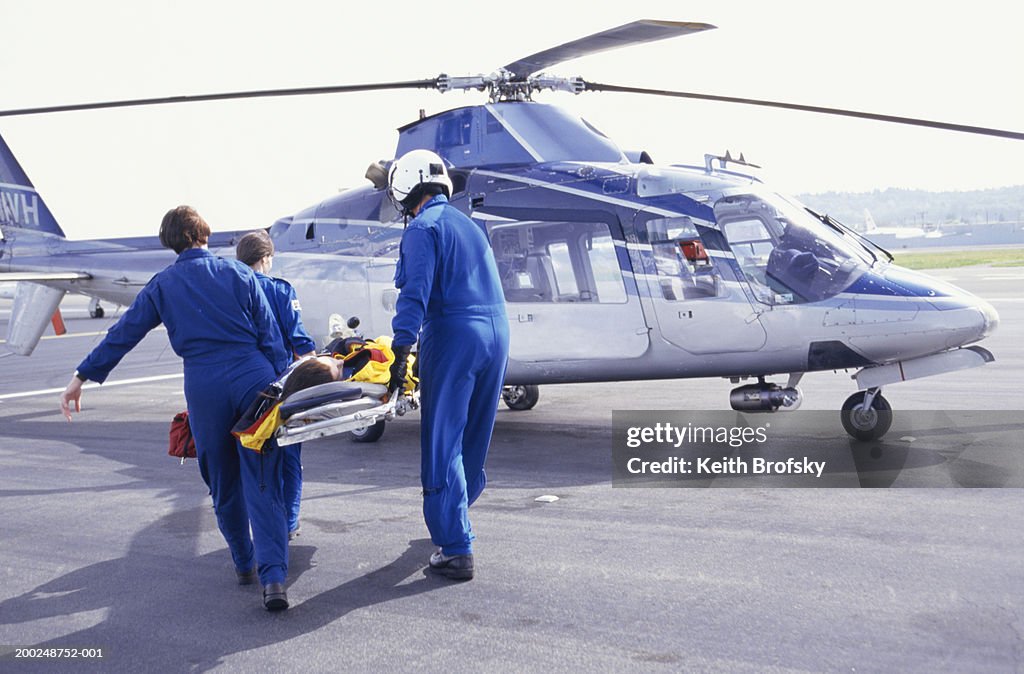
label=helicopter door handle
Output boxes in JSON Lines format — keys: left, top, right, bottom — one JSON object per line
{"left": 517, "top": 313, "right": 534, "bottom": 323}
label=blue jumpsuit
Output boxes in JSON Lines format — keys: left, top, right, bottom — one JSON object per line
{"left": 76, "top": 248, "right": 292, "bottom": 585}
{"left": 254, "top": 272, "right": 316, "bottom": 535}
{"left": 392, "top": 194, "right": 510, "bottom": 557}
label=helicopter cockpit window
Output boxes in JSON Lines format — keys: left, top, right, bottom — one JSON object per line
{"left": 714, "top": 192, "right": 869, "bottom": 304}
{"left": 644, "top": 217, "right": 723, "bottom": 300}
{"left": 438, "top": 109, "right": 474, "bottom": 148}
{"left": 486, "top": 220, "right": 627, "bottom": 304}
{"left": 281, "top": 220, "right": 405, "bottom": 258}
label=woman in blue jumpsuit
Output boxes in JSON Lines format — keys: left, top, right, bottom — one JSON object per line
{"left": 387, "top": 150, "right": 510, "bottom": 580}
{"left": 59, "top": 206, "right": 293, "bottom": 610}
{"left": 236, "top": 230, "right": 316, "bottom": 539}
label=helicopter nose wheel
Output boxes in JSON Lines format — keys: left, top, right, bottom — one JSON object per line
{"left": 840, "top": 388, "right": 892, "bottom": 441}
{"left": 502, "top": 385, "right": 540, "bottom": 411}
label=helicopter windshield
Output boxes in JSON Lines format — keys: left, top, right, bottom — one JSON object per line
{"left": 714, "top": 190, "right": 870, "bottom": 304}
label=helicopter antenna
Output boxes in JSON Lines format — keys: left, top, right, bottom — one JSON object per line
{"left": 704, "top": 151, "right": 762, "bottom": 172}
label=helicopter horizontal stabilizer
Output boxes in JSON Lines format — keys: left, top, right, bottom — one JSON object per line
{"left": 4, "top": 281, "right": 65, "bottom": 356}
{"left": 502, "top": 20, "right": 715, "bottom": 79}
{"left": 0, "top": 271, "right": 92, "bottom": 282}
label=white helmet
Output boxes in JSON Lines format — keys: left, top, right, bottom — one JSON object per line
{"left": 387, "top": 149, "right": 453, "bottom": 209}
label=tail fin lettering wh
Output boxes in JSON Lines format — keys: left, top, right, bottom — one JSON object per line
{"left": 0, "top": 132, "right": 65, "bottom": 237}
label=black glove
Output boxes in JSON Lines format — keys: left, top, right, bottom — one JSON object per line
{"left": 389, "top": 344, "right": 412, "bottom": 393}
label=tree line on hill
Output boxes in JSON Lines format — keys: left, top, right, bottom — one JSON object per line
{"left": 796, "top": 185, "right": 1024, "bottom": 229}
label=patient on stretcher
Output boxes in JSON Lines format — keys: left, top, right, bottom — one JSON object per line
{"left": 232, "top": 339, "right": 413, "bottom": 450}
{"left": 277, "top": 357, "right": 389, "bottom": 426}
{"left": 281, "top": 357, "right": 341, "bottom": 399}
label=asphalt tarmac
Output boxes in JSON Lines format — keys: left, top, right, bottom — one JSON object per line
{"left": 1, "top": 266, "right": 1022, "bottom": 672}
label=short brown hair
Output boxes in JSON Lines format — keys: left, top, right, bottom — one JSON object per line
{"left": 235, "top": 230, "right": 275, "bottom": 267}
{"left": 281, "top": 358, "right": 336, "bottom": 400}
{"left": 160, "top": 205, "right": 211, "bottom": 254}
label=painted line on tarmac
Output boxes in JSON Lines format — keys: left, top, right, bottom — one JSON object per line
{"left": 0, "top": 373, "right": 183, "bottom": 401}
{"left": 0, "top": 330, "right": 109, "bottom": 345}
{"left": 0, "top": 326, "right": 165, "bottom": 345}
{"left": 0, "top": 310, "right": 95, "bottom": 318}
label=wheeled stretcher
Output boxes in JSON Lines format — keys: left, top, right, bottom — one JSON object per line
{"left": 274, "top": 381, "right": 418, "bottom": 446}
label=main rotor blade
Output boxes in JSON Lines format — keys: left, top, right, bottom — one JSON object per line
{"left": 584, "top": 81, "right": 1024, "bottom": 141}
{"left": 0, "top": 79, "right": 439, "bottom": 118}
{"left": 502, "top": 20, "right": 716, "bottom": 79}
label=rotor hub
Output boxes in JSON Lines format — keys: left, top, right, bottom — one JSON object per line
{"left": 437, "top": 71, "right": 584, "bottom": 103}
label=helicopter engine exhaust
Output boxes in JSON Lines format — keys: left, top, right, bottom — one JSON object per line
{"left": 729, "top": 383, "right": 803, "bottom": 412}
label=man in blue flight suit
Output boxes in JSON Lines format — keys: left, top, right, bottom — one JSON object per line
{"left": 386, "top": 149, "right": 510, "bottom": 581}
{"left": 236, "top": 229, "right": 316, "bottom": 540}
{"left": 59, "top": 206, "right": 293, "bottom": 610}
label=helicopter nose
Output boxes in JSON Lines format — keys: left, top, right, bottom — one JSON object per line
{"left": 871, "top": 265, "right": 999, "bottom": 349}
{"left": 928, "top": 294, "right": 999, "bottom": 349}
{"left": 977, "top": 297, "right": 999, "bottom": 339}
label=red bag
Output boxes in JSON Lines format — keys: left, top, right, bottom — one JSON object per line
{"left": 169, "top": 411, "right": 197, "bottom": 462}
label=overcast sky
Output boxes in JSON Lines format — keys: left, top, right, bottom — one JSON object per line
{"left": 1, "top": 0, "right": 1021, "bottom": 239}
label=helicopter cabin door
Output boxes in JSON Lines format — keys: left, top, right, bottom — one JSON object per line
{"left": 479, "top": 209, "right": 649, "bottom": 361}
{"left": 633, "top": 211, "right": 766, "bottom": 354}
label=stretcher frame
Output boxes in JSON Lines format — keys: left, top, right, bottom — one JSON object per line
{"left": 274, "top": 389, "right": 418, "bottom": 446}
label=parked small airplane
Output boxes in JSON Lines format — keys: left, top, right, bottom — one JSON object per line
{"left": 859, "top": 209, "right": 944, "bottom": 240}
{"left": 2, "top": 20, "right": 1013, "bottom": 440}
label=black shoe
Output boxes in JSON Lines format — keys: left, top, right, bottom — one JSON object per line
{"left": 428, "top": 549, "right": 474, "bottom": 581}
{"left": 263, "top": 582, "right": 289, "bottom": 611}
{"left": 236, "top": 566, "right": 257, "bottom": 586}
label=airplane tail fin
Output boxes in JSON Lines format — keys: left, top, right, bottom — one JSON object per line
{"left": 0, "top": 132, "right": 66, "bottom": 237}
{"left": 863, "top": 208, "right": 878, "bottom": 234}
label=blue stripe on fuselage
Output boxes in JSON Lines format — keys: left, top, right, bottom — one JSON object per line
{"left": 845, "top": 268, "right": 952, "bottom": 298}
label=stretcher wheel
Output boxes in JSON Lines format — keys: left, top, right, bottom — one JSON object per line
{"left": 502, "top": 385, "right": 539, "bottom": 411}
{"left": 350, "top": 419, "right": 386, "bottom": 443}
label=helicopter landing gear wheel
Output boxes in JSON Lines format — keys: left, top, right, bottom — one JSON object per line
{"left": 841, "top": 389, "right": 892, "bottom": 441}
{"left": 350, "top": 419, "right": 386, "bottom": 443}
{"left": 88, "top": 298, "right": 105, "bottom": 318}
{"left": 502, "top": 385, "right": 539, "bottom": 411}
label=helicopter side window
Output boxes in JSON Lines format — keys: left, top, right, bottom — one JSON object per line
{"left": 548, "top": 241, "right": 579, "bottom": 300}
{"left": 486, "top": 220, "right": 626, "bottom": 304}
{"left": 721, "top": 218, "right": 778, "bottom": 303}
{"left": 437, "top": 109, "right": 474, "bottom": 148}
{"left": 644, "top": 217, "right": 723, "bottom": 300}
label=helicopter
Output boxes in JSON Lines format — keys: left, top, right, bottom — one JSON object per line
{"left": 1, "top": 19, "right": 1015, "bottom": 441}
